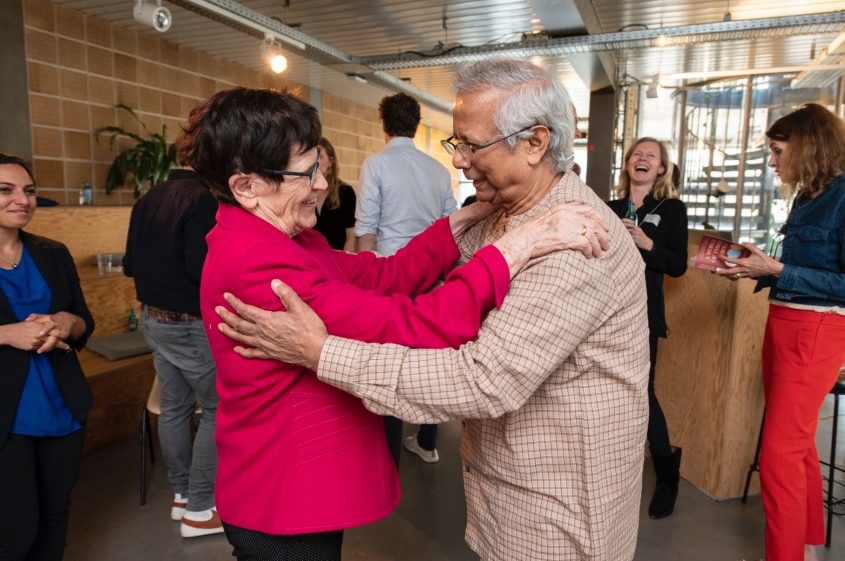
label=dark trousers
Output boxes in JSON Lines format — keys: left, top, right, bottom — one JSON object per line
{"left": 416, "top": 424, "right": 438, "bottom": 451}
{"left": 647, "top": 335, "right": 672, "bottom": 457}
{"left": 222, "top": 521, "right": 343, "bottom": 561}
{"left": 383, "top": 418, "right": 440, "bottom": 466}
{"left": 383, "top": 416, "right": 403, "bottom": 467}
{"left": 0, "top": 426, "right": 86, "bottom": 561}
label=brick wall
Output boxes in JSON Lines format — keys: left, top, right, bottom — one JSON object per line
{"left": 21, "top": 0, "right": 458, "bottom": 206}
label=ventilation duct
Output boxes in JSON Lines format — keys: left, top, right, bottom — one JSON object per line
{"left": 359, "top": 11, "right": 845, "bottom": 71}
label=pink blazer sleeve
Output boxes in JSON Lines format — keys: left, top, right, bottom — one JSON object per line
{"left": 331, "top": 218, "right": 459, "bottom": 298}
{"left": 232, "top": 235, "right": 510, "bottom": 350}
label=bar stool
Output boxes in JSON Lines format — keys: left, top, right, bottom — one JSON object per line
{"left": 820, "top": 382, "right": 845, "bottom": 548}
{"left": 742, "top": 382, "right": 845, "bottom": 548}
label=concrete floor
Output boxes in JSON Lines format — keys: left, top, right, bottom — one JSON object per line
{"left": 64, "top": 395, "right": 845, "bottom": 561}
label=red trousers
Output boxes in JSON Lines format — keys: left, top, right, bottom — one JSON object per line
{"left": 760, "top": 304, "right": 845, "bottom": 561}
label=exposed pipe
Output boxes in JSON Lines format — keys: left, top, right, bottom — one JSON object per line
{"left": 359, "top": 12, "right": 845, "bottom": 71}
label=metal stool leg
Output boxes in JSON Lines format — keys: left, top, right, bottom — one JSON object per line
{"left": 743, "top": 407, "right": 766, "bottom": 504}
{"left": 146, "top": 408, "right": 155, "bottom": 464}
{"left": 140, "top": 406, "right": 148, "bottom": 506}
{"left": 826, "top": 394, "right": 839, "bottom": 548}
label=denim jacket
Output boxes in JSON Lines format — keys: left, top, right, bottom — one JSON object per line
{"left": 755, "top": 174, "right": 845, "bottom": 307}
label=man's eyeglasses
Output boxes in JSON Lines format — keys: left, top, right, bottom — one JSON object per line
{"left": 263, "top": 148, "right": 321, "bottom": 187}
{"left": 441, "top": 126, "right": 545, "bottom": 160}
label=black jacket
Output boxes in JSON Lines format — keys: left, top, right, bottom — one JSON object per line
{"left": 123, "top": 169, "right": 218, "bottom": 316}
{"left": 607, "top": 194, "right": 689, "bottom": 338}
{"left": 0, "top": 232, "right": 95, "bottom": 448}
{"left": 313, "top": 184, "right": 356, "bottom": 250}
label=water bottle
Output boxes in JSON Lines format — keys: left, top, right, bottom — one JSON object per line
{"left": 79, "top": 181, "right": 93, "bottom": 206}
{"left": 128, "top": 308, "right": 138, "bottom": 332}
{"left": 625, "top": 200, "right": 638, "bottom": 226}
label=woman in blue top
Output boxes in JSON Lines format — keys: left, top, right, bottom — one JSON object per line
{"left": 0, "top": 153, "right": 95, "bottom": 560}
{"left": 716, "top": 104, "right": 845, "bottom": 561}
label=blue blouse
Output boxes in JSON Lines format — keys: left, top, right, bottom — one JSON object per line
{"left": 0, "top": 247, "right": 81, "bottom": 437}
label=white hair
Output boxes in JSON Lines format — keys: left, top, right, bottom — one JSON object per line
{"left": 452, "top": 59, "right": 575, "bottom": 173}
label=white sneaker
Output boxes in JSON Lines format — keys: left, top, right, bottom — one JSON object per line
{"left": 171, "top": 493, "right": 188, "bottom": 521}
{"left": 180, "top": 506, "right": 224, "bottom": 538}
{"left": 403, "top": 434, "right": 439, "bottom": 463}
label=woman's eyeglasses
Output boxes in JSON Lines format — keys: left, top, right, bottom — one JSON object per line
{"left": 263, "top": 148, "right": 321, "bottom": 186}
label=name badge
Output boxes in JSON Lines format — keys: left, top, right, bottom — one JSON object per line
{"left": 642, "top": 214, "right": 661, "bottom": 227}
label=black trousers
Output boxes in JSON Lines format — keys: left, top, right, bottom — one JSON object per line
{"left": 383, "top": 417, "right": 440, "bottom": 467}
{"left": 647, "top": 335, "right": 672, "bottom": 457}
{"left": 222, "top": 522, "right": 343, "bottom": 561}
{"left": 0, "top": 426, "right": 86, "bottom": 561}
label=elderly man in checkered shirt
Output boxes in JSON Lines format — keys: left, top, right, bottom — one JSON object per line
{"left": 217, "top": 59, "right": 650, "bottom": 561}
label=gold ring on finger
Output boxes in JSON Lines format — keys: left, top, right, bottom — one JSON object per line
{"left": 579, "top": 225, "right": 588, "bottom": 236}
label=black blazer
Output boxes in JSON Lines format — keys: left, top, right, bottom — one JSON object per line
{"left": 0, "top": 231, "right": 95, "bottom": 448}
{"left": 607, "top": 194, "right": 689, "bottom": 338}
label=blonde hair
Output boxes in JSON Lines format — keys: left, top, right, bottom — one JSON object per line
{"left": 766, "top": 103, "right": 845, "bottom": 198}
{"left": 318, "top": 137, "right": 343, "bottom": 210}
{"left": 616, "top": 137, "right": 677, "bottom": 201}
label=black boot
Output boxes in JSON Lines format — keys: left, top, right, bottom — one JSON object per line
{"left": 649, "top": 447, "right": 682, "bottom": 519}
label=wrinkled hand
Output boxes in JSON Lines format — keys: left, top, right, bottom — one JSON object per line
{"left": 216, "top": 280, "right": 328, "bottom": 371}
{"left": 492, "top": 202, "right": 611, "bottom": 278}
{"left": 535, "top": 202, "right": 611, "bottom": 258}
{"left": 715, "top": 243, "right": 784, "bottom": 281}
{"left": 620, "top": 219, "right": 654, "bottom": 251}
{"left": 0, "top": 319, "right": 70, "bottom": 353}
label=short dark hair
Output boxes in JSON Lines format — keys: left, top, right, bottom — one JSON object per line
{"left": 0, "top": 153, "right": 36, "bottom": 184}
{"left": 379, "top": 93, "right": 421, "bottom": 138}
{"left": 185, "top": 87, "right": 322, "bottom": 206}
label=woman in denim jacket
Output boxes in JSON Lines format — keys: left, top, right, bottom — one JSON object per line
{"left": 717, "top": 103, "right": 845, "bottom": 561}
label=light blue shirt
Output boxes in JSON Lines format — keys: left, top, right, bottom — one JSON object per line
{"left": 355, "top": 137, "right": 457, "bottom": 256}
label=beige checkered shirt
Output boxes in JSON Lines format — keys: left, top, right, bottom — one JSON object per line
{"left": 318, "top": 171, "right": 649, "bottom": 561}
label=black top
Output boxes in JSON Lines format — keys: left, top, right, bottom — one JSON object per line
{"left": 123, "top": 169, "right": 218, "bottom": 316}
{"left": 313, "top": 183, "right": 356, "bottom": 250}
{"left": 607, "top": 194, "right": 689, "bottom": 338}
{"left": 0, "top": 232, "right": 95, "bottom": 448}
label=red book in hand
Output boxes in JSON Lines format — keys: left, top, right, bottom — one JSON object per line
{"left": 693, "top": 235, "right": 752, "bottom": 271}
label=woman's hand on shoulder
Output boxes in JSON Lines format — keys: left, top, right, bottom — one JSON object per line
{"left": 0, "top": 320, "right": 70, "bottom": 353}
{"left": 493, "top": 202, "right": 611, "bottom": 278}
{"left": 448, "top": 201, "right": 497, "bottom": 238}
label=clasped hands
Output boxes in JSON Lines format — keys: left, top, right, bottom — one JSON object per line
{"left": 3, "top": 313, "right": 74, "bottom": 353}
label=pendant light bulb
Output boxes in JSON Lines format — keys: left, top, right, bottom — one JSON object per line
{"left": 270, "top": 54, "right": 287, "bottom": 73}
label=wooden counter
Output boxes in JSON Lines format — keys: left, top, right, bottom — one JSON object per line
{"left": 656, "top": 249, "right": 769, "bottom": 499}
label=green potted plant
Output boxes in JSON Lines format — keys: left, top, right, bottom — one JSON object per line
{"left": 96, "top": 104, "right": 178, "bottom": 199}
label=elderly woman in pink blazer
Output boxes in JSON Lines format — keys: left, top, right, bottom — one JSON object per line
{"left": 189, "top": 87, "right": 609, "bottom": 560}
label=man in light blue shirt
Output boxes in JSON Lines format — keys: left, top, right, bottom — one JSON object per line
{"left": 355, "top": 92, "right": 457, "bottom": 465}
{"left": 355, "top": 93, "right": 457, "bottom": 257}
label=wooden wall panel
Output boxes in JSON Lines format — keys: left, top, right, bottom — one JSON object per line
{"left": 655, "top": 246, "right": 769, "bottom": 499}
{"left": 719, "top": 280, "right": 768, "bottom": 497}
{"left": 25, "top": 207, "right": 131, "bottom": 268}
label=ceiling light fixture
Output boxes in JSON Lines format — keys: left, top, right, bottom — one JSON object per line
{"left": 260, "top": 34, "right": 287, "bottom": 73}
{"left": 133, "top": 0, "right": 171, "bottom": 32}
{"left": 646, "top": 74, "right": 660, "bottom": 98}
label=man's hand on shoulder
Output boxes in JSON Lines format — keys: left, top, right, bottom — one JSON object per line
{"left": 216, "top": 280, "right": 328, "bottom": 371}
